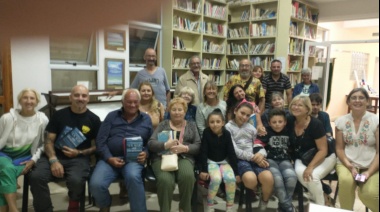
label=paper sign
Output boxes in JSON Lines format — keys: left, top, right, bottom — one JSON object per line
{"left": 311, "top": 66, "right": 323, "bottom": 80}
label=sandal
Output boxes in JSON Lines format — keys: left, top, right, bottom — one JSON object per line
{"left": 324, "top": 193, "right": 334, "bottom": 207}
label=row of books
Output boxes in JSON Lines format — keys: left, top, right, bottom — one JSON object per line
{"left": 304, "top": 25, "right": 316, "bottom": 39}
{"left": 289, "top": 38, "right": 303, "bottom": 55}
{"left": 226, "top": 59, "right": 239, "bottom": 69}
{"left": 288, "top": 73, "right": 299, "bottom": 87}
{"left": 251, "top": 56, "right": 273, "bottom": 70}
{"left": 207, "top": 72, "right": 222, "bottom": 84}
{"left": 203, "top": 40, "right": 225, "bottom": 53}
{"left": 225, "top": 71, "right": 238, "bottom": 82}
{"left": 291, "top": 2, "right": 318, "bottom": 24}
{"left": 289, "top": 22, "right": 298, "bottom": 37}
{"left": 204, "top": 2, "right": 226, "bottom": 19}
{"left": 251, "top": 8, "right": 276, "bottom": 20}
{"left": 172, "top": 57, "right": 190, "bottom": 68}
{"left": 240, "top": 10, "right": 250, "bottom": 21}
{"left": 227, "top": 26, "right": 249, "bottom": 38}
{"left": 172, "top": 36, "right": 186, "bottom": 50}
{"left": 202, "top": 22, "right": 226, "bottom": 36}
{"left": 250, "top": 23, "right": 276, "bottom": 37}
{"left": 202, "top": 58, "right": 222, "bottom": 70}
{"left": 249, "top": 41, "right": 275, "bottom": 54}
{"left": 173, "top": 0, "right": 202, "bottom": 14}
{"left": 173, "top": 15, "right": 200, "bottom": 32}
{"left": 227, "top": 42, "right": 248, "bottom": 55}
{"left": 289, "top": 59, "right": 301, "bottom": 71}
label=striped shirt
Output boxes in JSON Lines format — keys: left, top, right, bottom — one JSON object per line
{"left": 262, "top": 73, "right": 291, "bottom": 109}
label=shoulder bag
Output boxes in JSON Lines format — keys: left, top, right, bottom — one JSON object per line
{"left": 161, "top": 121, "right": 187, "bottom": 171}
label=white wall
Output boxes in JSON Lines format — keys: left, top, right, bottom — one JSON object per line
{"left": 318, "top": 22, "right": 379, "bottom": 119}
{"left": 11, "top": 36, "right": 51, "bottom": 109}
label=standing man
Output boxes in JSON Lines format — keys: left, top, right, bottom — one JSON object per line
{"left": 29, "top": 85, "right": 101, "bottom": 212}
{"left": 262, "top": 59, "right": 292, "bottom": 109}
{"left": 174, "top": 55, "right": 208, "bottom": 105}
{"left": 222, "top": 58, "right": 265, "bottom": 112}
{"left": 89, "top": 89, "right": 153, "bottom": 212}
{"left": 131, "top": 48, "right": 171, "bottom": 107}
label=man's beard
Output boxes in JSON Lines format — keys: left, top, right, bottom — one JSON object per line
{"left": 240, "top": 71, "right": 251, "bottom": 79}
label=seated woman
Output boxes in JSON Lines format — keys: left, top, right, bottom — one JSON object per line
{"left": 261, "top": 92, "right": 290, "bottom": 128}
{"left": 226, "top": 84, "right": 265, "bottom": 133}
{"left": 148, "top": 97, "right": 201, "bottom": 212}
{"left": 0, "top": 88, "right": 49, "bottom": 212}
{"left": 288, "top": 95, "right": 336, "bottom": 205}
{"left": 165, "top": 86, "right": 197, "bottom": 122}
{"left": 335, "top": 88, "right": 378, "bottom": 212}
{"left": 138, "top": 81, "right": 165, "bottom": 129}
{"left": 292, "top": 68, "right": 320, "bottom": 98}
{"left": 196, "top": 81, "right": 227, "bottom": 137}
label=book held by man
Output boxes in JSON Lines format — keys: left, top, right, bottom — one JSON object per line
{"left": 55, "top": 126, "right": 86, "bottom": 149}
{"left": 124, "top": 136, "right": 143, "bottom": 162}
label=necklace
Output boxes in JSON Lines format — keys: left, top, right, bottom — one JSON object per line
{"left": 295, "top": 116, "right": 310, "bottom": 138}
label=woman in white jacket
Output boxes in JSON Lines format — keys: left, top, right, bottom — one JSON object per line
{"left": 0, "top": 88, "right": 48, "bottom": 212}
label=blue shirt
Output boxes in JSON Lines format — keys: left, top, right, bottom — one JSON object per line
{"left": 316, "top": 111, "right": 333, "bottom": 136}
{"left": 292, "top": 82, "right": 320, "bottom": 98}
{"left": 96, "top": 108, "right": 153, "bottom": 161}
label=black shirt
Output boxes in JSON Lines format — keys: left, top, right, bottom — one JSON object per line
{"left": 257, "top": 126, "right": 291, "bottom": 160}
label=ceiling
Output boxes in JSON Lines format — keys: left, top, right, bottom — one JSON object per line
{"left": 308, "top": 0, "right": 379, "bottom": 22}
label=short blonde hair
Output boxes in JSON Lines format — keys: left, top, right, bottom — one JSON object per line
{"left": 179, "top": 86, "right": 195, "bottom": 104}
{"left": 17, "top": 88, "right": 41, "bottom": 104}
{"left": 168, "top": 97, "right": 188, "bottom": 113}
{"left": 289, "top": 95, "right": 312, "bottom": 116}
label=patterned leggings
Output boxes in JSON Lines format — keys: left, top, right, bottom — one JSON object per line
{"left": 207, "top": 162, "right": 236, "bottom": 206}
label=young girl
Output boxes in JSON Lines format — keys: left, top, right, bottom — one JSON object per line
{"left": 225, "top": 101, "right": 274, "bottom": 211}
{"left": 200, "top": 109, "right": 239, "bottom": 212}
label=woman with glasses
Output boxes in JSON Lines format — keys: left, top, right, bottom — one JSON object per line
{"left": 335, "top": 88, "right": 379, "bottom": 211}
{"left": 288, "top": 95, "right": 336, "bottom": 206}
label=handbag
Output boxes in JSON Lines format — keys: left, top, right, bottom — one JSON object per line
{"left": 160, "top": 121, "right": 186, "bottom": 171}
{"left": 300, "top": 147, "right": 317, "bottom": 166}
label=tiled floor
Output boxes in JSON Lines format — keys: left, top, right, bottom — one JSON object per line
{"left": 16, "top": 175, "right": 371, "bottom": 212}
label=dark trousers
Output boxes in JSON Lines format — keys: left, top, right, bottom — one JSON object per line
{"left": 28, "top": 155, "right": 90, "bottom": 212}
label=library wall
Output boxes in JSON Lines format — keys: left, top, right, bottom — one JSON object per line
{"left": 319, "top": 22, "right": 379, "bottom": 119}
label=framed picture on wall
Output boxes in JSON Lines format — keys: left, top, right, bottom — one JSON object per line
{"left": 104, "top": 29, "right": 126, "bottom": 51}
{"left": 105, "top": 58, "right": 125, "bottom": 89}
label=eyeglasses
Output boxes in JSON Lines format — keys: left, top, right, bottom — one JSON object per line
{"left": 349, "top": 96, "right": 366, "bottom": 101}
{"left": 190, "top": 62, "right": 201, "bottom": 66}
{"left": 239, "top": 64, "right": 250, "bottom": 68}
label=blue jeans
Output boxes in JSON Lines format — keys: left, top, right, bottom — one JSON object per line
{"left": 89, "top": 160, "right": 146, "bottom": 211}
{"left": 268, "top": 159, "right": 297, "bottom": 212}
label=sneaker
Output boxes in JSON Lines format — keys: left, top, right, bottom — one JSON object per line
{"left": 258, "top": 199, "right": 268, "bottom": 211}
{"left": 205, "top": 204, "right": 215, "bottom": 212}
{"left": 226, "top": 206, "right": 235, "bottom": 212}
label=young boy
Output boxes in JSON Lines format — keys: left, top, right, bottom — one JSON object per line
{"left": 256, "top": 108, "right": 297, "bottom": 212}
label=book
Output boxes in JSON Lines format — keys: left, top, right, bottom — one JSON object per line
{"left": 124, "top": 136, "right": 143, "bottom": 162}
{"left": 55, "top": 126, "right": 86, "bottom": 149}
{"left": 248, "top": 114, "right": 257, "bottom": 128}
{"left": 157, "top": 130, "right": 174, "bottom": 155}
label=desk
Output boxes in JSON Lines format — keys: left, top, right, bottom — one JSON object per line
{"left": 346, "top": 95, "right": 379, "bottom": 114}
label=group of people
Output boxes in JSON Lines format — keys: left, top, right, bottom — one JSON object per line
{"left": 0, "top": 48, "right": 378, "bottom": 212}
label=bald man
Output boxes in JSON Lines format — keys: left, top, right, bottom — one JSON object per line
{"left": 29, "top": 85, "right": 101, "bottom": 212}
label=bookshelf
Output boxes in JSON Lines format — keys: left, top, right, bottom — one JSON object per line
{"left": 162, "top": 0, "right": 228, "bottom": 89}
{"left": 162, "top": 0, "right": 318, "bottom": 91}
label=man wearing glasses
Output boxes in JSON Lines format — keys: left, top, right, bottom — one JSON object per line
{"left": 174, "top": 55, "right": 208, "bottom": 105}
{"left": 222, "top": 58, "right": 265, "bottom": 112}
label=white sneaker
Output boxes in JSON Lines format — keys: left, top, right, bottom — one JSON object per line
{"left": 226, "top": 206, "right": 235, "bottom": 212}
{"left": 258, "top": 199, "right": 268, "bottom": 211}
{"left": 205, "top": 204, "right": 215, "bottom": 212}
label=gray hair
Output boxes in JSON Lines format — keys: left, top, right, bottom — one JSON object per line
{"left": 301, "top": 68, "right": 311, "bottom": 75}
{"left": 121, "top": 88, "right": 141, "bottom": 102}
{"left": 189, "top": 55, "right": 201, "bottom": 63}
{"left": 179, "top": 86, "right": 195, "bottom": 104}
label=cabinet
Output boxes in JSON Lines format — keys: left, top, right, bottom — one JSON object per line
{"left": 162, "top": 0, "right": 228, "bottom": 91}
{"left": 0, "top": 40, "right": 13, "bottom": 116}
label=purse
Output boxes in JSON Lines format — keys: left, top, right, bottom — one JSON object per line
{"left": 160, "top": 121, "right": 186, "bottom": 171}
{"left": 300, "top": 147, "right": 317, "bottom": 166}
{"left": 161, "top": 154, "right": 179, "bottom": 171}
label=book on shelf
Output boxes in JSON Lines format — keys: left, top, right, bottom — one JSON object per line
{"left": 172, "top": 72, "right": 178, "bottom": 86}
{"left": 289, "top": 59, "right": 300, "bottom": 71}
{"left": 208, "top": 72, "right": 221, "bottom": 84}
{"left": 226, "top": 59, "right": 239, "bottom": 69}
{"left": 174, "top": 0, "right": 201, "bottom": 13}
{"left": 251, "top": 56, "right": 273, "bottom": 70}
{"left": 291, "top": 2, "right": 299, "bottom": 18}
{"left": 124, "top": 136, "right": 143, "bottom": 162}
{"left": 225, "top": 71, "right": 238, "bottom": 82}
{"left": 289, "top": 22, "right": 298, "bottom": 36}
{"left": 173, "top": 36, "right": 186, "bottom": 50}
{"left": 240, "top": 10, "right": 250, "bottom": 21}
{"left": 55, "top": 126, "right": 86, "bottom": 150}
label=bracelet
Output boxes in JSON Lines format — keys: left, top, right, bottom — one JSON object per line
{"left": 49, "top": 158, "right": 59, "bottom": 165}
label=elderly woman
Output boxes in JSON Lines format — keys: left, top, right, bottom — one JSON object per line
{"left": 288, "top": 95, "right": 336, "bottom": 205}
{"left": 292, "top": 68, "right": 320, "bottom": 98}
{"left": 148, "top": 97, "right": 201, "bottom": 212}
{"left": 165, "top": 86, "right": 197, "bottom": 122}
{"left": 335, "top": 88, "right": 379, "bottom": 211}
{"left": 261, "top": 92, "right": 290, "bottom": 128}
{"left": 196, "top": 81, "right": 227, "bottom": 137}
{"left": 0, "top": 88, "right": 48, "bottom": 212}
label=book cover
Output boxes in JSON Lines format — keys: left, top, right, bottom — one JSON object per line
{"left": 125, "top": 136, "right": 143, "bottom": 162}
{"left": 157, "top": 130, "right": 173, "bottom": 155}
{"left": 55, "top": 126, "right": 86, "bottom": 149}
{"left": 249, "top": 113, "right": 257, "bottom": 128}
